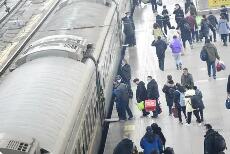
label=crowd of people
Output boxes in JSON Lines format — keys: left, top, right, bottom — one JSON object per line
{"left": 112, "top": 0, "right": 229, "bottom": 153}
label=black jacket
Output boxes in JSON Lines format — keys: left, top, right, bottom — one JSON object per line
{"left": 120, "top": 64, "right": 131, "bottom": 82}
{"left": 227, "top": 75, "right": 230, "bottom": 94}
{"left": 136, "top": 81, "right": 147, "bottom": 103}
{"left": 122, "top": 16, "right": 135, "bottom": 35}
{"left": 195, "top": 89, "right": 205, "bottom": 109}
{"left": 173, "top": 8, "right": 184, "bottom": 22}
{"left": 156, "top": 15, "right": 163, "bottom": 27}
{"left": 113, "top": 138, "right": 134, "bottom": 154}
{"left": 208, "top": 15, "right": 218, "bottom": 27}
{"left": 147, "top": 79, "right": 160, "bottom": 99}
{"left": 152, "top": 126, "right": 166, "bottom": 146}
{"left": 173, "top": 90, "right": 181, "bottom": 108}
{"left": 162, "top": 82, "right": 176, "bottom": 106}
{"left": 151, "top": 39, "right": 167, "bottom": 58}
{"left": 204, "top": 129, "right": 218, "bottom": 154}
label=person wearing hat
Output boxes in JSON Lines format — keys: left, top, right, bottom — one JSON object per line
{"left": 162, "top": 75, "right": 176, "bottom": 116}
{"left": 140, "top": 126, "right": 163, "bottom": 154}
{"left": 113, "top": 75, "right": 133, "bottom": 121}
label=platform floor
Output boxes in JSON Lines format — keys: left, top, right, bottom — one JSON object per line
{"left": 103, "top": 0, "right": 230, "bottom": 154}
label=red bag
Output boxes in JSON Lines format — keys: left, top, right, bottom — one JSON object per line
{"left": 172, "top": 107, "right": 178, "bottom": 118}
{"left": 216, "top": 62, "right": 222, "bottom": 72}
{"left": 145, "top": 99, "right": 156, "bottom": 112}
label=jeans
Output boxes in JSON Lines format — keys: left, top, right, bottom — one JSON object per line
{"left": 118, "top": 101, "right": 133, "bottom": 120}
{"left": 168, "top": 105, "right": 172, "bottom": 115}
{"left": 158, "top": 57, "right": 165, "bottom": 71}
{"left": 221, "top": 34, "right": 228, "bottom": 44}
{"left": 178, "top": 106, "right": 187, "bottom": 122}
{"left": 206, "top": 61, "right": 216, "bottom": 77}
{"left": 210, "top": 27, "right": 217, "bottom": 41}
{"left": 151, "top": 2, "right": 157, "bottom": 11}
{"left": 187, "top": 110, "right": 201, "bottom": 124}
{"left": 173, "top": 53, "right": 182, "bottom": 67}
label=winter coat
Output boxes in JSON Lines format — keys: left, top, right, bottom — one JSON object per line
{"left": 186, "top": 15, "right": 197, "bottom": 31}
{"left": 147, "top": 79, "right": 160, "bottom": 99}
{"left": 152, "top": 126, "right": 166, "bottom": 146}
{"left": 169, "top": 38, "right": 183, "bottom": 54}
{"left": 185, "top": 89, "right": 195, "bottom": 112}
{"left": 204, "top": 129, "right": 219, "bottom": 154}
{"left": 218, "top": 19, "right": 230, "bottom": 35}
{"left": 156, "top": 15, "right": 163, "bottom": 27}
{"left": 122, "top": 16, "right": 135, "bottom": 35}
{"left": 202, "top": 43, "right": 220, "bottom": 63}
{"left": 136, "top": 81, "right": 148, "bottom": 103}
{"left": 140, "top": 132, "right": 163, "bottom": 154}
{"left": 153, "top": 28, "right": 164, "bottom": 40}
{"left": 120, "top": 64, "right": 131, "bottom": 82}
{"left": 173, "top": 8, "right": 184, "bottom": 22}
{"left": 189, "top": 4, "right": 197, "bottom": 16}
{"left": 181, "top": 73, "right": 194, "bottom": 87}
{"left": 227, "top": 75, "right": 230, "bottom": 94}
{"left": 151, "top": 39, "right": 167, "bottom": 59}
{"left": 162, "top": 9, "right": 170, "bottom": 23}
{"left": 201, "top": 19, "right": 210, "bottom": 36}
{"left": 208, "top": 15, "right": 218, "bottom": 28}
{"left": 173, "top": 90, "right": 181, "bottom": 108}
{"left": 195, "top": 89, "right": 205, "bottom": 109}
{"left": 113, "top": 138, "right": 134, "bottom": 154}
{"left": 162, "top": 82, "right": 176, "bottom": 106}
{"left": 114, "top": 83, "right": 129, "bottom": 103}
{"left": 178, "top": 19, "right": 192, "bottom": 40}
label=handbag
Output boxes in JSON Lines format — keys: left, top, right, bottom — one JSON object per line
{"left": 226, "top": 98, "right": 230, "bottom": 109}
{"left": 136, "top": 101, "right": 145, "bottom": 110}
{"left": 172, "top": 107, "right": 178, "bottom": 118}
{"left": 145, "top": 99, "right": 156, "bottom": 112}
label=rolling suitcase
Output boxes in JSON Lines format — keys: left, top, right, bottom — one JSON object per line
{"left": 145, "top": 99, "right": 156, "bottom": 112}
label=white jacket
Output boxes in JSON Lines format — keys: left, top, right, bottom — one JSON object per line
{"left": 185, "top": 89, "right": 196, "bottom": 112}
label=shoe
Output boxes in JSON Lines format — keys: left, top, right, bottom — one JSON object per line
{"left": 128, "top": 117, "right": 134, "bottom": 120}
{"left": 185, "top": 123, "right": 190, "bottom": 126}
{"left": 208, "top": 75, "right": 211, "bottom": 77}
{"left": 179, "top": 121, "right": 183, "bottom": 125}
{"left": 198, "top": 123, "right": 202, "bottom": 126}
{"left": 119, "top": 119, "right": 126, "bottom": 122}
{"left": 213, "top": 76, "right": 216, "bottom": 79}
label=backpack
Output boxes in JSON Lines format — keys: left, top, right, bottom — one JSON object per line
{"left": 200, "top": 49, "right": 208, "bottom": 61}
{"left": 190, "top": 95, "right": 200, "bottom": 109}
{"left": 213, "top": 132, "right": 227, "bottom": 152}
{"left": 184, "top": 22, "right": 191, "bottom": 31}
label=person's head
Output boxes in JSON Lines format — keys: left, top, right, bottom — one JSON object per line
{"left": 204, "top": 124, "right": 212, "bottom": 132}
{"left": 125, "top": 12, "right": 130, "bottom": 17}
{"left": 183, "top": 68, "right": 188, "bottom": 75}
{"left": 202, "top": 15, "right": 206, "bottom": 19}
{"left": 153, "top": 23, "right": 160, "bottom": 29}
{"left": 157, "top": 36, "right": 161, "bottom": 40}
{"left": 171, "top": 26, "right": 175, "bottom": 29}
{"left": 173, "top": 35, "right": 178, "bottom": 39}
{"left": 185, "top": 84, "right": 192, "bottom": 90}
{"left": 175, "top": 4, "right": 180, "bottom": 9}
{"left": 114, "top": 75, "right": 122, "bottom": 84}
{"left": 151, "top": 123, "right": 159, "bottom": 131}
{"left": 193, "top": 86, "right": 197, "bottom": 90}
{"left": 133, "top": 78, "right": 140, "bottom": 85}
{"left": 220, "top": 14, "right": 226, "bottom": 19}
{"left": 221, "top": 5, "right": 225, "bottom": 8}
{"left": 209, "top": 11, "right": 213, "bottom": 15}
{"left": 205, "top": 38, "right": 211, "bottom": 44}
{"left": 147, "top": 76, "right": 152, "bottom": 82}
{"left": 167, "top": 75, "right": 172, "bottom": 81}
{"left": 146, "top": 126, "right": 153, "bottom": 133}
{"left": 163, "top": 5, "right": 166, "bottom": 9}
{"left": 191, "top": 12, "right": 195, "bottom": 16}
{"left": 122, "top": 59, "right": 128, "bottom": 66}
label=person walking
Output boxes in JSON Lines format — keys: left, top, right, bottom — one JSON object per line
{"left": 140, "top": 126, "right": 163, "bottom": 154}
{"left": 150, "top": 0, "right": 157, "bottom": 13}
{"left": 204, "top": 124, "right": 227, "bottom": 154}
{"left": 184, "top": 85, "right": 202, "bottom": 126}
{"left": 162, "top": 75, "right": 176, "bottom": 116}
{"left": 200, "top": 15, "right": 210, "bottom": 43}
{"left": 181, "top": 68, "right": 194, "bottom": 87}
{"left": 208, "top": 11, "right": 218, "bottom": 42}
{"left": 113, "top": 138, "right": 138, "bottom": 154}
{"left": 133, "top": 78, "right": 150, "bottom": 117}
{"left": 189, "top": 2, "right": 197, "bottom": 16}
{"left": 177, "top": 18, "right": 193, "bottom": 49}
{"left": 186, "top": 13, "right": 198, "bottom": 43}
{"left": 173, "top": 4, "right": 184, "bottom": 27}
{"left": 218, "top": 15, "right": 230, "bottom": 46}
{"left": 114, "top": 75, "right": 133, "bottom": 121}
{"left": 174, "top": 83, "right": 187, "bottom": 124}
{"left": 201, "top": 39, "right": 220, "bottom": 79}
{"left": 151, "top": 36, "right": 167, "bottom": 71}
{"left": 162, "top": 5, "right": 171, "bottom": 34}
{"left": 169, "top": 35, "right": 183, "bottom": 70}
{"left": 151, "top": 123, "right": 166, "bottom": 150}
{"left": 147, "top": 76, "right": 160, "bottom": 118}
{"left": 193, "top": 86, "right": 205, "bottom": 122}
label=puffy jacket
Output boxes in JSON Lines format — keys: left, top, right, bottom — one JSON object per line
{"left": 169, "top": 38, "right": 183, "bottom": 54}
{"left": 147, "top": 79, "right": 160, "bottom": 99}
{"left": 136, "top": 81, "right": 148, "bottom": 103}
{"left": 140, "top": 132, "right": 163, "bottom": 154}
{"left": 201, "top": 19, "right": 210, "bottom": 35}
{"left": 162, "top": 82, "right": 176, "bottom": 106}
{"left": 181, "top": 73, "right": 194, "bottom": 87}
{"left": 204, "top": 129, "right": 219, "bottom": 154}
{"left": 218, "top": 19, "right": 230, "bottom": 35}
{"left": 113, "top": 138, "right": 134, "bottom": 154}
{"left": 202, "top": 43, "right": 220, "bottom": 63}
{"left": 185, "top": 89, "right": 195, "bottom": 112}
{"left": 151, "top": 39, "right": 167, "bottom": 58}
{"left": 208, "top": 15, "right": 218, "bottom": 28}
{"left": 114, "top": 83, "right": 129, "bottom": 103}
{"left": 120, "top": 64, "right": 131, "bottom": 82}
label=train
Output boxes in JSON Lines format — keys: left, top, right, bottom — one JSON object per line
{"left": 0, "top": 0, "right": 132, "bottom": 153}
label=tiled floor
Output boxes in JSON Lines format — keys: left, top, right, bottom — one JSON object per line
{"left": 104, "top": 0, "right": 230, "bottom": 154}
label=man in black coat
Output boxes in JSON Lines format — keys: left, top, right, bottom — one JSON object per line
{"left": 208, "top": 11, "right": 218, "bottom": 42}
{"left": 173, "top": 4, "right": 184, "bottom": 26}
{"left": 147, "top": 76, "right": 160, "bottom": 118}
{"left": 113, "top": 138, "right": 136, "bottom": 154}
{"left": 151, "top": 123, "right": 166, "bottom": 149}
{"left": 133, "top": 78, "right": 150, "bottom": 116}
{"left": 150, "top": 0, "right": 157, "bottom": 13}
{"left": 151, "top": 36, "right": 167, "bottom": 71}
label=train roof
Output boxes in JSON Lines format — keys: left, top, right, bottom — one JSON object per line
{"left": 0, "top": 56, "right": 92, "bottom": 152}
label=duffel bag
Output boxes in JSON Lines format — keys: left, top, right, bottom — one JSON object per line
{"left": 145, "top": 99, "right": 156, "bottom": 112}
{"left": 225, "top": 98, "right": 230, "bottom": 109}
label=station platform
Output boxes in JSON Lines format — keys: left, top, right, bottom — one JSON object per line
{"left": 103, "top": 0, "right": 230, "bottom": 153}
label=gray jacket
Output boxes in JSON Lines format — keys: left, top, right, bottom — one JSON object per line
{"left": 218, "top": 19, "right": 230, "bottom": 34}
{"left": 181, "top": 73, "right": 194, "bottom": 87}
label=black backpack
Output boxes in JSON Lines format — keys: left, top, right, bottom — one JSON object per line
{"left": 190, "top": 95, "right": 200, "bottom": 109}
{"left": 213, "top": 131, "right": 227, "bottom": 152}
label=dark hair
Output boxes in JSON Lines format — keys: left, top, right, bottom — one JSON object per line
{"left": 133, "top": 78, "right": 139, "bottom": 83}
{"left": 205, "top": 124, "right": 212, "bottom": 130}
{"left": 157, "top": 36, "right": 161, "bottom": 40}
{"left": 209, "top": 11, "right": 212, "bottom": 14}
{"left": 153, "top": 23, "right": 160, "bottom": 29}
{"left": 183, "top": 68, "right": 188, "bottom": 71}
{"left": 202, "top": 15, "right": 206, "bottom": 18}
{"left": 163, "top": 5, "right": 166, "bottom": 8}
{"left": 185, "top": 84, "right": 192, "bottom": 90}
{"left": 173, "top": 35, "right": 177, "bottom": 39}
{"left": 167, "top": 75, "right": 172, "bottom": 80}
{"left": 193, "top": 86, "right": 197, "bottom": 90}
{"left": 147, "top": 76, "right": 152, "bottom": 79}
